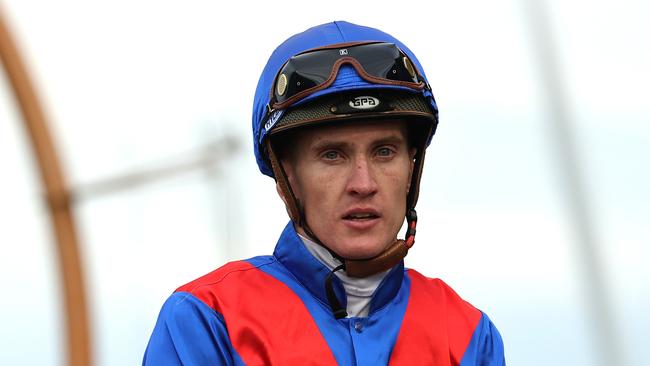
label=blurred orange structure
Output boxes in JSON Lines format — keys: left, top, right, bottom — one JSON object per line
{"left": 0, "top": 10, "right": 92, "bottom": 366}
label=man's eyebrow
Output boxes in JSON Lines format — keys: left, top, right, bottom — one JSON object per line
{"left": 311, "top": 140, "right": 351, "bottom": 151}
{"left": 372, "top": 134, "right": 407, "bottom": 146}
{"left": 311, "top": 134, "right": 407, "bottom": 151}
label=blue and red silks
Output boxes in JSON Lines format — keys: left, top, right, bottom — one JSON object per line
{"left": 143, "top": 223, "right": 505, "bottom": 365}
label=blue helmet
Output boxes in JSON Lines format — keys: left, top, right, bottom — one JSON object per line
{"left": 252, "top": 20, "right": 438, "bottom": 178}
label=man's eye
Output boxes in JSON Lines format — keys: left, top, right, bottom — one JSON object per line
{"left": 323, "top": 151, "right": 340, "bottom": 160}
{"left": 376, "top": 147, "right": 394, "bottom": 157}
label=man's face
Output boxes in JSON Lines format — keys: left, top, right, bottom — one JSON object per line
{"left": 280, "top": 120, "right": 415, "bottom": 260}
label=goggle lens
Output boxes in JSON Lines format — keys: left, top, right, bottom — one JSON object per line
{"left": 272, "top": 42, "right": 423, "bottom": 108}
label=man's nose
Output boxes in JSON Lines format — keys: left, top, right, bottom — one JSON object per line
{"left": 347, "top": 156, "right": 378, "bottom": 197}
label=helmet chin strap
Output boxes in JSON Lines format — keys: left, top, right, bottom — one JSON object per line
{"left": 266, "top": 139, "right": 424, "bottom": 278}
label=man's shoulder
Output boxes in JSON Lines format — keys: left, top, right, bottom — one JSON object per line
{"left": 399, "top": 269, "right": 505, "bottom": 365}
{"left": 404, "top": 268, "right": 482, "bottom": 320}
{"left": 176, "top": 256, "right": 274, "bottom": 291}
{"left": 173, "top": 256, "right": 277, "bottom": 309}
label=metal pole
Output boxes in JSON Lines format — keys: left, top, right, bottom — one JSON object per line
{"left": 521, "top": 1, "right": 625, "bottom": 365}
{"left": 0, "top": 9, "right": 92, "bottom": 366}
{"left": 70, "top": 136, "right": 239, "bottom": 201}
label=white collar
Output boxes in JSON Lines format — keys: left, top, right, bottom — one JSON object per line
{"left": 297, "top": 233, "right": 390, "bottom": 316}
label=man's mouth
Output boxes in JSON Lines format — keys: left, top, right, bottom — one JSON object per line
{"left": 345, "top": 213, "right": 377, "bottom": 220}
{"left": 343, "top": 211, "right": 380, "bottom": 221}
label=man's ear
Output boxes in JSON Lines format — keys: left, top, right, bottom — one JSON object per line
{"left": 275, "top": 160, "right": 302, "bottom": 224}
{"left": 275, "top": 158, "right": 299, "bottom": 207}
{"left": 276, "top": 181, "right": 288, "bottom": 206}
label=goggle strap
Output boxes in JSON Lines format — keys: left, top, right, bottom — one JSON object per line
{"left": 272, "top": 57, "right": 424, "bottom": 110}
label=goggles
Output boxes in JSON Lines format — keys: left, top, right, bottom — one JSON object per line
{"left": 270, "top": 42, "right": 427, "bottom": 110}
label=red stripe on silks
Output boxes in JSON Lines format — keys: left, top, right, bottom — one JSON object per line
{"left": 389, "top": 270, "right": 482, "bottom": 366}
{"left": 177, "top": 261, "right": 337, "bottom": 365}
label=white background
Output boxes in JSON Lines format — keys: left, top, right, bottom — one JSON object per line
{"left": 1, "top": 0, "right": 649, "bottom": 365}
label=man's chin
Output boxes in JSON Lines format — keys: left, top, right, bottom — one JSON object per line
{"left": 332, "top": 239, "right": 394, "bottom": 260}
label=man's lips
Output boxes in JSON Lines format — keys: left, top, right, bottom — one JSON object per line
{"left": 341, "top": 208, "right": 381, "bottom": 221}
{"left": 341, "top": 208, "right": 381, "bottom": 231}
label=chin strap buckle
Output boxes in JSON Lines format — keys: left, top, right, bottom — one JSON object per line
{"left": 405, "top": 208, "right": 418, "bottom": 248}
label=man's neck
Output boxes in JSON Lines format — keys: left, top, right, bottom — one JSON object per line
{"left": 297, "top": 233, "right": 391, "bottom": 317}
